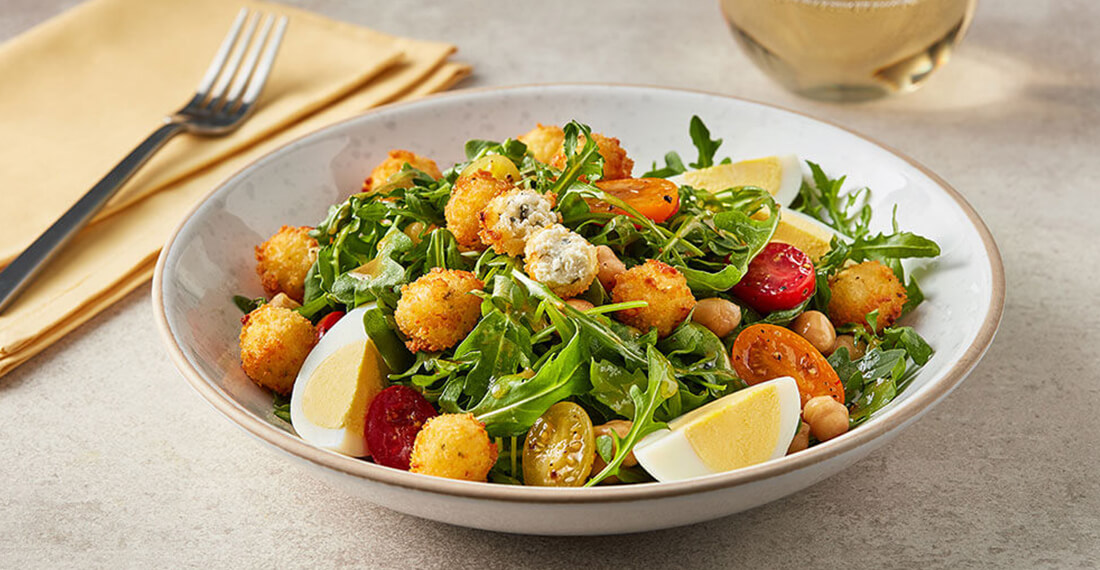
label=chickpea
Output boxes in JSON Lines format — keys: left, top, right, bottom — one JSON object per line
{"left": 692, "top": 297, "right": 742, "bottom": 338}
{"left": 787, "top": 421, "right": 810, "bottom": 454}
{"left": 802, "top": 396, "right": 849, "bottom": 442}
{"left": 595, "top": 245, "right": 626, "bottom": 290}
{"left": 590, "top": 420, "right": 636, "bottom": 484}
{"left": 831, "top": 334, "right": 865, "bottom": 359}
{"left": 791, "top": 310, "right": 836, "bottom": 355}
{"left": 565, "top": 298, "right": 595, "bottom": 312}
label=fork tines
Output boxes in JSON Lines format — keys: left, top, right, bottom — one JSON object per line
{"left": 190, "top": 8, "right": 288, "bottom": 113}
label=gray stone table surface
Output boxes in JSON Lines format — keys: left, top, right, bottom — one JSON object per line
{"left": 2, "top": 0, "right": 1098, "bottom": 568}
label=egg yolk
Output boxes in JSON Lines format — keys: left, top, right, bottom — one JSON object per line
{"left": 301, "top": 340, "right": 386, "bottom": 434}
{"left": 679, "top": 384, "right": 782, "bottom": 472}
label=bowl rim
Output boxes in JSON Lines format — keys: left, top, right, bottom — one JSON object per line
{"left": 152, "top": 83, "right": 1005, "bottom": 504}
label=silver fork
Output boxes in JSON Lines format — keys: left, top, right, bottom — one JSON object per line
{"left": 0, "top": 8, "right": 288, "bottom": 313}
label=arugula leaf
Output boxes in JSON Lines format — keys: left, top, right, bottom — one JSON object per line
{"left": 642, "top": 151, "right": 687, "bottom": 179}
{"left": 272, "top": 392, "right": 292, "bottom": 423}
{"left": 463, "top": 138, "right": 528, "bottom": 164}
{"left": 586, "top": 346, "right": 678, "bottom": 486}
{"left": 595, "top": 434, "right": 614, "bottom": 462}
{"left": 793, "top": 161, "right": 872, "bottom": 239}
{"left": 654, "top": 322, "right": 735, "bottom": 419}
{"left": 511, "top": 268, "right": 649, "bottom": 368}
{"left": 739, "top": 297, "right": 811, "bottom": 330}
{"left": 589, "top": 359, "right": 648, "bottom": 418}
{"left": 423, "top": 228, "right": 465, "bottom": 271}
{"left": 688, "top": 115, "right": 723, "bottom": 169}
{"left": 301, "top": 264, "right": 325, "bottom": 308}
{"left": 674, "top": 190, "right": 779, "bottom": 292}
{"left": 830, "top": 347, "right": 904, "bottom": 403}
{"left": 328, "top": 226, "right": 412, "bottom": 308}
{"left": 829, "top": 232, "right": 940, "bottom": 267}
{"left": 487, "top": 435, "right": 523, "bottom": 485}
{"left": 548, "top": 122, "right": 605, "bottom": 196}
{"left": 881, "top": 326, "right": 934, "bottom": 366}
{"left": 471, "top": 331, "right": 591, "bottom": 437}
{"left": 849, "top": 376, "right": 898, "bottom": 424}
{"left": 641, "top": 115, "right": 728, "bottom": 176}
{"left": 450, "top": 310, "right": 534, "bottom": 403}
{"left": 362, "top": 307, "right": 413, "bottom": 373}
{"left": 233, "top": 295, "right": 266, "bottom": 314}
{"left": 902, "top": 276, "right": 925, "bottom": 316}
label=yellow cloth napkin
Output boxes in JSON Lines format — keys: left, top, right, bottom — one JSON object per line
{"left": 0, "top": 0, "right": 471, "bottom": 376}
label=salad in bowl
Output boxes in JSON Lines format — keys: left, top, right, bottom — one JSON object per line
{"left": 233, "top": 116, "right": 940, "bottom": 488}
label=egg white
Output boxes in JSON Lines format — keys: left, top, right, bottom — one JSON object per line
{"left": 772, "top": 154, "right": 803, "bottom": 208}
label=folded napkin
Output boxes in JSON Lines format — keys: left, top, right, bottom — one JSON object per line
{"left": 0, "top": 0, "right": 471, "bottom": 376}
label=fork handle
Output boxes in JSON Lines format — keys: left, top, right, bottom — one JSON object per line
{"left": 0, "top": 121, "right": 186, "bottom": 313}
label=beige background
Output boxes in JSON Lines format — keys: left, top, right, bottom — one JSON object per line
{"left": 2, "top": 0, "right": 1098, "bottom": 568}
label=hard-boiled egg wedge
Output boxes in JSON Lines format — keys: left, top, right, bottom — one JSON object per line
{"left": 634, "top": 376, "right": 801, "bottom": 482}
{"left": 670, "top": 155, "right": 803, "bottom": 208}
{"left": 771, "top": 208, "right": 838, "bottom": 263}
{"left": 290, "top": 305, "right": 388, "bottom": 457}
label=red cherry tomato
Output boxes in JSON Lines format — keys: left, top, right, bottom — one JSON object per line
{"left": 731, "top": 243, "right": 816, "bottom": 313}
{"left": 314, "top": 310, "right": 345, "bottom": 343}
{"left": 365, "top": 385, "right": 438, "bottom": 470}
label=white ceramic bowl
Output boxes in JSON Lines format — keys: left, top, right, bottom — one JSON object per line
{"left": 153, "top": 84, "right": 1004, "bottom": 535}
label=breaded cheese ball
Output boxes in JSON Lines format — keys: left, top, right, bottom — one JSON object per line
{"left": 444, "top": 170, "right": 513, "bottom": 249}
{"left": 255, "top": 225, "right": 318, "bottom": 302}
{"left": 550, "top": 132, "right": 634, "bottom": 181}
{"left": 409, "top": 413, "right": 498, "bottom": 482}
{"left": 478, "top": 188, "right": 560, "bottom": 256}
{"left": 395, "top": 268, "right": 484, "bottom": 352}
{"left": 518, "top": 124, "right": 565, "bottom": 164}
{"left": 612, "top": 259, "right": 696, "bottom": 338}
{"left": 362, "top": 149, "right": 442, "bottom": 192}
{"left": 523, "top": 225, "right": 599, "bottom": 299}
{"left": 239, "top": 304, "right": 316, "bottom": 396}
{"left": 827, "top": 260, "right": 908, "bottom": 333}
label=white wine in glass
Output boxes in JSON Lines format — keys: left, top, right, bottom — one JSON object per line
{"left": 721, "top": 0, "right": 977, "bottom": 102}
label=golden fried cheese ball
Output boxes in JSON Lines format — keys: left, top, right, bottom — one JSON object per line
{"left": 478, "top": 188, "right": 560, "bottom": 256}
{"left": 362, "top": 149, "right": 442, "bottom": 192}
{"left": 612, "top": 259, "right": 696, "bottom": 338}
{"left": 550, "top": 132, "right": 634, "bottom": 181}
{"left": 518, "top": 124, "right": 565, "bottom": 164}
{"left": 239, "top": 304, "right": 316, "bottom": 396}
{"left": 827, "top": 260, "right": 908, "bottom": 333}
{"left": 523, "top": 224, "right": 599, "bottom": 299}
{"left": 444, "top": 170, "right": 513, "bottom": 249}
{"left": 409, "top": 413, "right": 498, "bottom": 482}
{"left": 255, "top": 225, "right": 318, "bottom": 302}
{"left": 395, "top": 268, "right": 485, "bottom": 352}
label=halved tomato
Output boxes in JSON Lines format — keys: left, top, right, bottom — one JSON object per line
{"left": 730, "top": 242, "right": 815, "bottom": 314}
{"left": 365, "top": 385, "right": 438, "bottom": 470}
{"left": 523, "top": 402, "right": 596, "bottom": 487}
{"left": 589, "top": 178, "right": 680, "bottom": 223}
{"left": 731, "top": 324, "right": 844, "bottom": 406}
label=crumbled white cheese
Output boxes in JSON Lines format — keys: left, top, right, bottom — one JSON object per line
{"left": 524, "top": 224, "right": 598, "bottom": 297}
{"left": 492, "top": 189, "right": 557, "bottom": 240}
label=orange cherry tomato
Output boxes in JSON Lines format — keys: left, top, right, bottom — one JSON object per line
{"left": 589, "top": 178, "right": 680, "bottom": 223}
{"left": 731, "top": 324, "right": 844, "bottom": 406}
